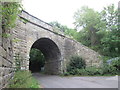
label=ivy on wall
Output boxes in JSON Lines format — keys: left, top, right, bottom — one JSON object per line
{"left": 0, "top": 1, "right": 22, "bottom": 39}
{"left": 1, "top": 2, "right": 22, "bottom": 30}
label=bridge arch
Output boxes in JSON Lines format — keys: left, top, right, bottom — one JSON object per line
{"left": 29, "top": 38, "right": 62, "bottom": 74}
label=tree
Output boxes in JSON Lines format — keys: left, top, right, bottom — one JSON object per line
{"left": 73, "top": 5, "right": 120, "bottom": 57}
{"left": 29, "top": 48, "right": 45, "bottom": 72}
{"left": 100, "top": 4, "right": 120, "bottom": 57}
{"left": 101, "top": 4, "right": 118, "bottom": 31}
{"left": 74, "top": 6, "right": 104, "bottom": 46}
{"left": 49, "top": 21, "right": 67, "bottom": 32}
{"left": 50, "top": 21, "right": 78, "bottom": 39}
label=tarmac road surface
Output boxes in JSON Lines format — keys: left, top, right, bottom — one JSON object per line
{"left": 33, "top": 73, "right": 119, "bottom": 88}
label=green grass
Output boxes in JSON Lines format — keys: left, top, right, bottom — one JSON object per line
{"left": 8, "top": 70, "right": 40, "bottom": 88}
{"left": 61, "top": 74, "right": 118, "bottom": 77}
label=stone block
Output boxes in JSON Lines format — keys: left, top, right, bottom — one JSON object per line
{"left": 0, "top": 77, "right": 2, "bottom": 90}
{"left": 3, "top": 75, "right": 8, "bottom": 84}
{"left": 0, "top": 47, "right": 6, "bottom": 59}
{"left": 2, "top": 38, "right": 9, "bottom": 51}
{"left": 6, "top": 54, "right": 11, "bottom": 62}
{"left": 0, "top": 56, "right": 2, "bottom": 67}
{"left": 2, "top": 76, "right": 6, "bottom": 86}
{"left": 7, "top": 68, "right": 13, "bottom": 76}
{"left": 0, "top": 67, "right": 3, "bottom": 77}
{"left": 3, "top": 68, "right": 8, "bottom": 76}
{"left": 6, "top": 50, "right": 13, "bottom": 63}
{"left": 0, "top": 29, "right": 2, "bottom": 46}
{"left": 2, "top": 58, "right": 8, "bottom": 67}
{"left": 0, "top": 46, "right": 2, "bottom": 57}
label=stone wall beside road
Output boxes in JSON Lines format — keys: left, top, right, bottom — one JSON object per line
{"left": 0, "top": 27, "right": 14, "bottom": 89}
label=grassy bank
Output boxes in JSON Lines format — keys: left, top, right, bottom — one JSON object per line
{"left": 8, "top": 70, "right": 40, "bottom": 88}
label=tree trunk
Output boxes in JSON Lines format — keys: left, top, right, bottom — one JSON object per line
{"left": 89, "top": 27, "right": 99, "bottom": 46}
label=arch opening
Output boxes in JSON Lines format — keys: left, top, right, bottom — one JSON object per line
{"left": 29, "top": 38, "right": 61, "bottom": 74}
{"left": 29, "top": 48, "right": 45, "bottom": 72}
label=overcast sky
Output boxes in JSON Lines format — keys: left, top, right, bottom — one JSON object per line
{"left": 22, "top": 0, "right": 119, "bottom": 28}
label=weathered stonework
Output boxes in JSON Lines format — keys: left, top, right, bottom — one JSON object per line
{"left": 0, "top": 5, "right": 14, "bottom": 87}
{"left": 12, "top": 10, "right": 102, "bottom": 75}
{"left": 0, "top": 10, "right": 103, "bottom": 89}
{"left": 0, "top": 32, "right": 14, "bottom": 89}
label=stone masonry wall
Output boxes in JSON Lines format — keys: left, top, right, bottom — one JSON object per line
{"left": 12, "top": 19, "right": 28, "bottom": 70}
{"left": 0, "top": 28, "right": 14, "bottom": 89}
{"left": 0, "top": 2, "right": 14, "bottom": 88}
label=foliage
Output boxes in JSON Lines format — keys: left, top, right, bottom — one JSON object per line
{"left": 100, "top": 4, "right": 120, "bottom": 57}
{"left": 100, "top": 4, "right": 118, "bottom": 30}
{"left": 50, "top": 21, "right": 78, "bottom": 39}
{"left": 74, "top": 6, "right": 102, "bottom": 29}
{"left": 72, "top": 67, "right": 103, "bottom": 76}
{"left": 64, "top": 28, "right": 78, "bottom": 40}
{"left": 64, "top": 58, "right": 120, "bottom": 76}
{"left": 64, "top": 54, "right": 120, "bottom": 76}
{"left": 30, "top": 48, "right": 45, "bottom": 68}
{"left": 29, "top": 48, "right": 45, "bottom": 72}
{"left": 1, "top": 2, "right": 22, "bottom": 29}
{"left": 8, "top": 70, "right": 39, "bottom": 88}
{"left": 62, "top": 72, "right": 70, "bottom": 76}
{"left": 74, "top": 6, "right": 104, "bottom": 47}
{"left": 50, "top": 21, "right": 66, "bottom": 32}
{"left": 67, "top": 56, "right": 86, "bottom": 73}
{"left": 108, "top": 58, "right": 120, "bottom": 74}
{"left": 1, "top": 33, "right": 11, "bottom": 38}
{"left": 73, "top": 4, "right": 120, "bottom": 57}
{"left": 0, "top": 2, "right": 22, "bottom": 40}
{"left": 76, "top": 29, "right": 91, "bottom": 46}
{"left": 111, "top": 58, "right": 120, "bottom": 70}
{"left": 101, "top": 57, "right": 120, "bottom": 75}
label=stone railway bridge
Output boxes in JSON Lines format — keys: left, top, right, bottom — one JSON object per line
{"left": 0, "top": 10, "right": 102, "bottom": 88}
{"left": 14, "top": 10, "right": 102, "bottom": 74}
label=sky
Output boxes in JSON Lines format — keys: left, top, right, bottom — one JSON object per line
{"left": 22, "top": 0, "right": 119, "bottom": 29}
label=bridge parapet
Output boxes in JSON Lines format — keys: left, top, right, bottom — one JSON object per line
{"left": 20, "top": 10, "right": 53, "bottom": 32}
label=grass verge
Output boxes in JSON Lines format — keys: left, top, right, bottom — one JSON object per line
{"left": 8, "top": 70, "right": 40, "bottom": 88}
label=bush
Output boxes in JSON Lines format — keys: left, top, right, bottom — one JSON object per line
{"left": 63, "top": 72, "right": 70, "bottom": 76}
{"left": 8, "top": 70, "right": 39, "bottom": 88}
{"left": 85, "top": 66, "right": 104, "bottom": 75}
{"left": 71, "top": 67, "right": 103, "bottom": 76}
{"left": 110, "top": 58, "right": 120, "bottom": 70}
{"left": 74, "top": 69, "right": 89, "bottom": 75}
{"left": 64, "top": 56, "right": 119, "bottom": 76}
{"left": 101, "top": 63, "right": 110, "bottom": 74}
{"left": 109, "top": 59, "right": 119, "bottom": 75}
{"left": 102, "top": 58, "right": 120, "bottom": 75}
{"left": 67, "top": 56, "right": 86, "bottom": 73}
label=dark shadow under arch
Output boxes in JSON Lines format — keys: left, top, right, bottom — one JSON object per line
{"left": 29, "top": 38, "right": 61, "bottom": 74}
